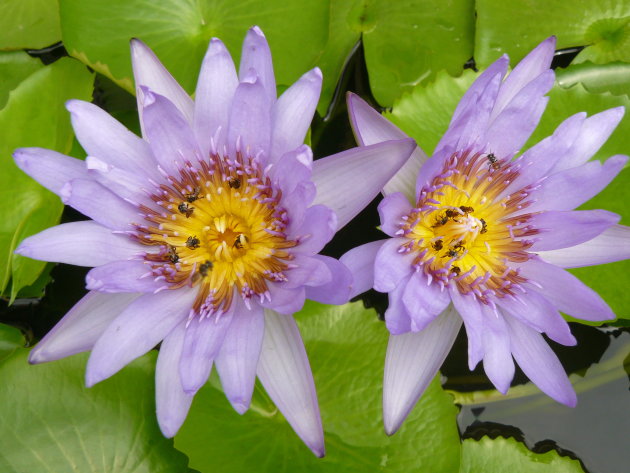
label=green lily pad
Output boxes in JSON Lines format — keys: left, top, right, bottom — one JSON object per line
{"left": 0, "top": 0, "right": 61, "bottom": 50}
{"left": 0, "top": 323, "right": 24, "bottom": 362}
{"left": 0, "top": 51, "right": 44, "bottom": 110}
{"left": 359, "top": 0, "right": 475, "bottom": 107}
{"left": 175, "top": 301, "right": 461, "bottom": 472}
{"left": 556, "top": 61, "right": 630, "bottom": 97}
{"left": 475, "top": 0, "right": 630, "bottom": 68}
{"left": 0, "top": 349, "right": 195, "bottom": 472}
{"left": 460, "top": 436, "right": 585, "bottom": 473}
{"left": 58, "top": 0, "right": 329, "bottom": 98}
{"left": 0, "top": 57, "right": 94, "bottom": 300}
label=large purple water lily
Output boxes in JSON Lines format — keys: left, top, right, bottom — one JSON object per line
{"left": 14, "top": 27, "right": 415, "bottom": 455}
{"left": 341, "top": 37, "right": 630, "bottom": 435}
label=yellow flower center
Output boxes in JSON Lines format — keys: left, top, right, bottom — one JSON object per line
{"left": 136, "top": 152, "right": 296, "bottom": 316}
{"left": 399, "top": 151, "right": 535, "bottom": 302}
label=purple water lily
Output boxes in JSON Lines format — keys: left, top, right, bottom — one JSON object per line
{"left": 14, "top": 27, "right": 415, "bottom": 455}
{"left": 341, "top": 37, "right": 630, "bottom": 435}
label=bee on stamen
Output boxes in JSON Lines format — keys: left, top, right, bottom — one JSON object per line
{"left": 480, "top": 218, "right": 488, "bottom": 234}
{"left": 233, "top": 233, "right": 248, "bottom": 249}
{"left": 185, "top": 186, "right": 203, "bottom": 203}
{"left": 431, "top": 239, "right": 443, "bottom": 251}
{"left": 178, "top": 202, "right": 194, "bottom": 218}
{"left": 186, "top": 236, "right": 200, "bottom": 249}
{"left": 487, "top": 152, "right": 500, "bottom": 171}
{"left": 459, "top": 205, "right": 474, "bottom": 214}
{"left": 450, "top": 266, "right": 461, "bottom": 276}
{"left": 443, "top": 249, "right": 460, "bottom": 259}
{"left": 228, "top": 177, "right": 241, "bottom": 189}
{"left": 432, "top": 215, "right": 449, "bottom": 227}
{"left": 166, "top": 245, "right": 179, "bottom": 264}
{"left": 199, "top": 260, "right": 213, "bottom": 277}
{"left": 444, "top": 209, "right": 460, "bottom": 219}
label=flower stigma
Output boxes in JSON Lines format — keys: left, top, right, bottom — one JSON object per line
{"left": 136, "top": 143, "right": 297, "bottom": 319}
{"left": 396, "top": 150, "right": 540, "bottom": 303}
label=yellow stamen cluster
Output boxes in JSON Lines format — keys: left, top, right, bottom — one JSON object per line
{"left": 136, "top": 152, "right": 296, "bottom": 317}
{"left": 397, "top": 151, "right": 537, "bottom": 302}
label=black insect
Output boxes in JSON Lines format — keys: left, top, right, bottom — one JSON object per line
{"left": 432, "top": 215, "right": 449, "bottom": 228}
{"left": 431, "top": 239, "right": 443, "bottom": 251}
{"left": 186, "top": 236, "right": 200, "bottom": 249}
{"left": 228, "top": 177, "right": 241, "bottom": 189}
{"left": 185, "top": 186, "right": 203, "bottom": 203}
{"left": 450, "top": 266, "right": 461, "bottom": 276}
{"left": 166, "top": 245, "right": 179, "bottom": 264}
{"left": 487, "top": 153, "right": 500, "bottom": 171}
{"left": 459, "top": 205, "right": 474, "bottom": 214}
{"left": 444, "top": 209, "right": 460, "bottom": 219}
{"left": 233, "top": 234, "right": 247, "bottom": 249}
{"left": 480, "top": 218, "right": 488, "bottom": 234}
{"left": 178, "top": 202, "right": 194, "bottom": 218}
{"left": 443, "top": 249, "right": 460, "bottom": 259}
{"left": 199, "top": 260, "right": 213, "bottom": 277}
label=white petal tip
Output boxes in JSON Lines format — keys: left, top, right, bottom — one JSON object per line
{"left": 59, "top": 181, "right": 72, "bottom": 203}
{"left": 28, "top": 349, "right": 46, "bottom": 364}
{"left": 383, "top": 421, "right": 401, "bottom": 437}
{"left": 231, "top": 401, "right": 249, "bottom": 415}
{"left": 250, "top": 25, "right": 265, "bottom": 37}
{"left": 309, "top": 444, "right": 325, "bottom": 458}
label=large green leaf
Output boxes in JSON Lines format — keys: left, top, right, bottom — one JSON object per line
{"left": 0, "top": 57, "right": 94, "bottom": 300}
{"left": 0, "top": 350, "right": 194, "bottom": 472}
{"left": 59, "top": 0, "right": 329, "bottom": 98}
{"left": 0, "top": 51, "right": 44, "bottom": 110}
{"left": 175, "top": 301, "right": 461, "bottom": 472}
{"left": 459, "top": 436, "right": 585, "bottom": 473}
{"left": 556, "top": 61, "right": 630, "bottom": 98}
{"left": 359, "top": 0, "right": 475, "bottom": 107}
{"left": 475, "top": 0, "right": 630, "bottom": 68}
{"left": 0, "top": 0, "right": 61, "bottom": 50}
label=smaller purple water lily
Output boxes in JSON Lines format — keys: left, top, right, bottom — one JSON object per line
{"left": 341, "top": 37, "right": 630, "bottom": 435}
{"left": 14, "top": 27, "right": 416, "bottom": 455}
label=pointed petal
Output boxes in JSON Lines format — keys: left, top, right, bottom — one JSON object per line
{"left": 66, "top": 99, "right": 157, "bottom": 176}
{"left": 283, "top": 254, "right": 331, "bottom": 289}
{"left": 60, "top": 179, "right": 139, "bottom": 230}
{"left": 194, "top": 38, "right": 238, "bottom": 156}
{"left": 257, "top": 310, "right": 324, "bottom": 457}
{"left": 130, "top": 39, "right": 194, "bottom": 129}
{"left": 261, "top": 285, "right": 306, "bottom": 315}
{"left": 383, "top": 305, "right": 462, "bottom": 435}
{"left": 29, "top": 291, "right": 139, "bottom": 364}
{"left": 304, "top": 255, "right": 352, "bottom": 305}
{"left": 504, "top": 314, "right": 577, "bottom": 407}
{"left": 312, "top": 139, "right": 416, "bottom": 229}
{"left": 85, "top": 260, "right": 164, "bottom": 293}
{"left": 270, "top": 68, "right": 322, "bottom": 164}
{"left": 449, "top": 288, "right": 484, "bottom": 370}
{"left": 340, "top": 240, "right": 386, "bottom": 299}
{"left": 13, "top": 148, "right": 88, "bottom": 195}
{"left": 378, "top": 192, "right": 413, "bottom": 237}
{"left": 215, "top": 305, "right": 264, "bottom": 414}
{"left": 529, "top": 209, "right": 619, "bottom": 251}
{"left": 271, "top": 145, "right": 313, "bottom": 197}
{"left": 239, "top": 26, "right": 276, "bottom": 104}
{"left": 140, "top": 89, "right": 201, "bottom": 177}
{"left": 86, "top": 287, "right": 196, "bottom": 386}
{"left": 15, "top": 221, "right": 144, "bottom": 267}
{"left": 519, "top": 259, "right": 615, "bottom": 321}
{"left": 525, "top": 155, "right": 628, "bottom": 213}
{"left": 551, "top": 107, "right": 625, "bottom": 172}
{"left": 179, "top": 308, "right": 234, "bottom": 395}
{"left": 85, "top": 156, "right": 152, "bottom": 204}
{"left": 156, "top": 321, "right": 193, "bottom": 437}
{"left": 496, "top": 290, "right": 576, "bottom": 346}
{"left": 402, "top": 272, "right": 450, "bottom": 332}
{"left": 538, "top": 224, "right": 630, "bottom": 268}
{"left": 481, "top": 305, "right": 514, "bottom": 394}
{"left": 346, "top": 93, "right": 424, "bottom": 199}
{"left": 227, "top": 75, "right": 271, "bottom": 158}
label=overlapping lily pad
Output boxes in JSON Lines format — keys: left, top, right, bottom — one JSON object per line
{"left": 475, "top": 0, "right": 630, "bottom": 67}
{"left": 460, "top": 436, "right": 585, "bottom": 473}
{"left": 0, "top": 52, "right": 44, "bottom": 109}
{"left": 0, "top": 0, "right": 61, "bottom": 50}
{"left": 175, "top": 301, "right": 462, "bottom": 472}
{"left": 0, "top": 349, "right": 195, "bottom": 473}
{"left": 0, "top": 57, "right": 94, "bottom": 300}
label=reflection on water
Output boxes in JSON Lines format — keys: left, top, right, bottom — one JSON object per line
{"left": 454, "top": 329, "right": 630, "bottom": 473}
